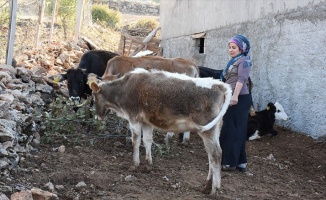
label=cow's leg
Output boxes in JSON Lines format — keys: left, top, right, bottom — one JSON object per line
{"left": 182, "top": 131, "right": 190, "bottom": 144}
{"left": 248, "top": 130, "right": 261, "bottom": 140}
{"left": 129, "top": 122, "right": 142, "bottom": 171}
{"left": 198, "top": 125, "right": 222, "bottom": 196}
{"left": 142, "top": 124, "right": 154, "bottom": 171}
{"left": 164, "top": 132, "right": 174, "bottom": 144}
{"left": 165, "top": 131, "right": 191, "bottom": 145}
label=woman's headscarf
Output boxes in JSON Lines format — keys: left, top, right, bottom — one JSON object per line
{"left": 220, "top": 34, "right": 252, "bottom": 82}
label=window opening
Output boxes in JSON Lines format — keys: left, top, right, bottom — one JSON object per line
{"left": 199, "top": 38, "right": 205, "bottom": 54}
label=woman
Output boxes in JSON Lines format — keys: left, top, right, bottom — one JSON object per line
{"left": 219, "top": 34, "right": 252, "bottom": 172}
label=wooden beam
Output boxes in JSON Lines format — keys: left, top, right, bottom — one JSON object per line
{"left": 82, "top": 36, "right": 99, "bottom": 50}
{"left": 131, "top": 27, "right": 160, "bottom": 56}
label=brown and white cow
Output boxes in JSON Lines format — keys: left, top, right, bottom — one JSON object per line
{"left": 102, "top": 55, "right": 200, "bottom": 143}
{"left": 88, "top": 68, "right": 232, "bottom": 195}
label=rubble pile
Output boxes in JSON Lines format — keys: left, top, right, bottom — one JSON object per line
{"left": 0, "top": 39, "right": 93, "bottom": 198}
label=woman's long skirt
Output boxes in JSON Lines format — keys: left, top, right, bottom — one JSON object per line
{"left": 220, "top": 94, "right": 251, "bottom": 167}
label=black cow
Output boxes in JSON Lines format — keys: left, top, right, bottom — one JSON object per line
{"left": 199, "top": 66, "right": 223, "bottom": 79}
{"left": 59, "top": 50, "right": 119, "bottom": 101}
{"left": 199, "top": 66, "right": 253, "bottom": 90}
{"left": 247, "top": 102, "right": 288, "bottom": 140}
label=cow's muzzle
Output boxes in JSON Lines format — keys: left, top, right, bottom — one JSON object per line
{"left": 69, "top": 96, "right": 80, "bottom": 102}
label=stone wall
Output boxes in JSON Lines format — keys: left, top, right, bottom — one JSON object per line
{"left": 160, "top": 0, "right": 326, "bottom": 139}
{"left": 108, "top": 0, "right": 159, "bottom": 16}
{"left": 0, "top": 39, "right": 95, "bottom": 183}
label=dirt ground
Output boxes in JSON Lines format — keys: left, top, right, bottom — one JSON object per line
{"left": 2, "top": 9, "right": 325, "bottom": 200}
{"left": 6, "top": 126, "right": 326, "bottom": 200}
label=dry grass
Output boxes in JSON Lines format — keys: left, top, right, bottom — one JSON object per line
{"left": 80, "top": 23, "right": 122, "bottom": 52}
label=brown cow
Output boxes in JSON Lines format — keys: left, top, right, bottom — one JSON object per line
{"left": 102, "top": 56, "right": 199, "bottom": 81}
{"left": 102, "top": 55, "right": 199, "bottom": 143}
{"left": 88, "top": 68, "right": 232, "bottom": 196}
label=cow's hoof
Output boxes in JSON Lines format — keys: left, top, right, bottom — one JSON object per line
{"left": 271, "top": 131, "right": 278, "bottom": 136}
{"left": 201, "top": 179, "right": 212, "bottom": 194}
{"left": 201, "top": 187, "right": 211, "bottom": 194}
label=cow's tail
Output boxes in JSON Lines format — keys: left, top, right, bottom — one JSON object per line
{"left": 193, "top": 65, "right": 200, "bottom": 78}
{"left": 200, "top": 83, "right": 232, "bottom": 132}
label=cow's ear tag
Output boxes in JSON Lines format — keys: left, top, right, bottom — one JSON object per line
{"left": 53, "top": 76, "right": 60, "bottom": 83}
{"left": 266, "top": 106, "right": 270, "bottom": 110}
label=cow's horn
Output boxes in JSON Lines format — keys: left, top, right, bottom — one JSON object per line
{"left": 87, "top": 73, "right": 99, "bottom": 87}
{"left": 76, "top": 96, "right": 91, "bottom": 107}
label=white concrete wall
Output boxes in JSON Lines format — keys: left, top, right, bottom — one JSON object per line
{"left": 160, "top": 0, "right": 326, "bottom": 139}
{"left": 160, "top": 0, "right": 324, "bottom": 39}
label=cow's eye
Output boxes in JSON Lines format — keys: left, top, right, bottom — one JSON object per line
{"left": 277, "top": 110, "right": 281, "bottom": 112}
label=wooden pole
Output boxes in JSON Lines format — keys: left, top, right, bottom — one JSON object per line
{"left": 49, "top": 0, "right": 58, "bottom": 43}
{"left": 36, "top": 0, "right": 46, "bottom": 47}
{"left": 55, "top": 0, "right": 60, "bottom": 23}
{"left": 6, "top": 0, "right": 17, "bottom": 65}
{"left": 74, "top": 0, "right": 84, "bottom": 46}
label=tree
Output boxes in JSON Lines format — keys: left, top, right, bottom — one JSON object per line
{"left": 46, "top": 0, "right": 77, "bottom": 39}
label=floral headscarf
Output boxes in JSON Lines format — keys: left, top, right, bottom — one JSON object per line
{"left": 220, "top": 34, "right": 252, "bottom": 82}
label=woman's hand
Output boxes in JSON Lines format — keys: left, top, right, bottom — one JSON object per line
{"left": 230, "top": 82, "right": 243, "bottom": 106}
{"left": 230, "top": 95, "right": 238, "bottom": 106}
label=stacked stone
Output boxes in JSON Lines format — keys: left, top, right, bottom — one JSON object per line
{"left": 0, "top": 39, "right": 89, "bottom": 183}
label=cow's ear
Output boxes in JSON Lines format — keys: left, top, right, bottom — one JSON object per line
{"left": 90, "top": 82, "right": 100, "bottom": 93}
{"left": 61, "top": 74, "right": 67, "bottom": 81}
{"left": 266, "top": 102, "right": 273, "bottom": 110}
{"left": 267, "top": 102, "right": 274, "bottom": 107}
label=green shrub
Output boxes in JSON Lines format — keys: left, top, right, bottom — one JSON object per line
{"left": 132, "top": 18, "right": 158, "bottom": 30}
{"left": 0, "top": 6, "right": 9, "bottom": 25}
{"left": 92, "top": 4, "right": 121, "bottom": 28}
{"left": 40, "top": 95, "right": 131, "bottom": 145}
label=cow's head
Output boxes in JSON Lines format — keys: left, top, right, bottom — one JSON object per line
{"left": 58, "top": 68, "right": 87, "bottom": 102}
{"left": 87, "top": 74, "right": 108, "bottom": 120}
{"left": 274, "top": 102, "right": 289, "bottom": 120}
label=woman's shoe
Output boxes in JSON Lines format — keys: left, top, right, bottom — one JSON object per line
{"left": 236, "top": 167, "right": 247, "bottom": 172}
{"left": 222, "top": 165, "right": 236, "bottom": 171}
